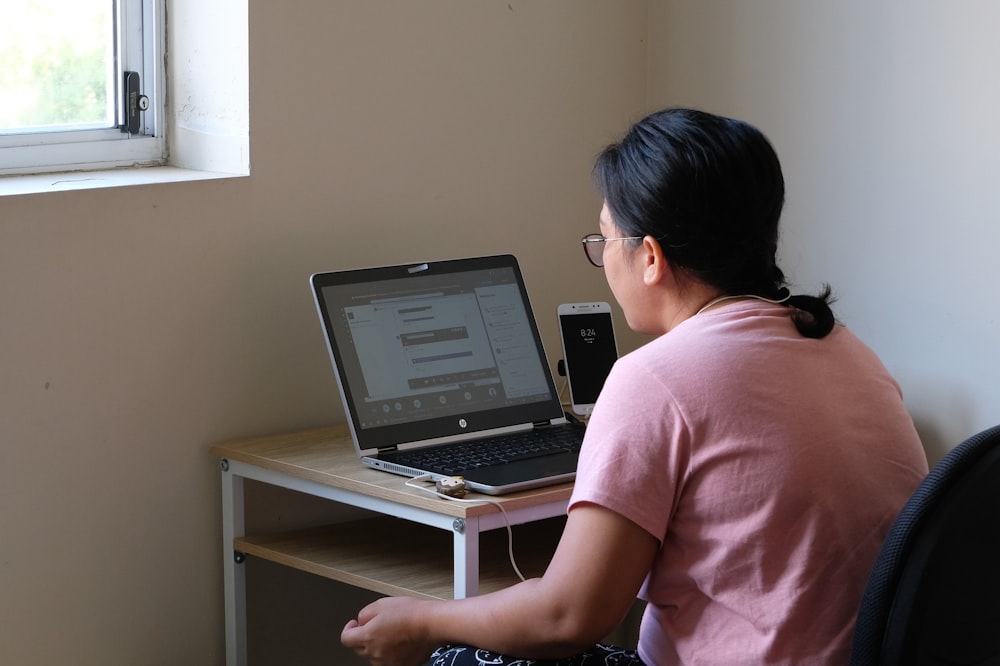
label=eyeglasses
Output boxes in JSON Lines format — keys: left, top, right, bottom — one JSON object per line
{"left": 580, "top": 233, "right": 644, "bottom": 268}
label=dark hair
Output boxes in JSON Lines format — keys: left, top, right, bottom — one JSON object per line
{"left": 593, "top": 107, "right": 835, "bottom": 338}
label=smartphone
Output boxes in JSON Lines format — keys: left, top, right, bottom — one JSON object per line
{"left": 558, "top": 302, "right": 618, "bottom": 415}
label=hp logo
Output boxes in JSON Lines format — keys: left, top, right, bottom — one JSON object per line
{"left": 458, "top": 419, "right": 468, "bottom": 429}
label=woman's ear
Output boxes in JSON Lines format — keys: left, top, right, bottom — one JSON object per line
{"left": 642, "top": 235, "right": 670, "bottom": 286}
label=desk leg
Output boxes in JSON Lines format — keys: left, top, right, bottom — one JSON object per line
{"left": 221, "top": 465, "right": 247, "bottom": 666}
{"left": 453, "top": 517, "right": 480, "bottom": 599}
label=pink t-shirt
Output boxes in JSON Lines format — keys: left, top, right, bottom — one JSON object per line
{"left": 568, "top": 301, "right": 928, "bottom": 665}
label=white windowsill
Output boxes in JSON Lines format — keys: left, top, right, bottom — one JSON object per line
{"left": 0, "top": 165, "right": 247, "bottom": 197}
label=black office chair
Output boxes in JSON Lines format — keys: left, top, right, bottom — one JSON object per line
{"left": 850, "top": 424, "right": 1000, "bottom": 665}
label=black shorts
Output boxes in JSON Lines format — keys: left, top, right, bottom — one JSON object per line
{"left": 426, "top": 643, "right": 646, "bottom": 666}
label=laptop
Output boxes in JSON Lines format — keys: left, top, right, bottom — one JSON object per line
{"left": 310, "top": 254, "right": 584, "bottom": 495}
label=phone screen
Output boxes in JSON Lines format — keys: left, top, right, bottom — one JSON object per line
{"left": 559, "top": 310, "right": 618, "bottom": 411}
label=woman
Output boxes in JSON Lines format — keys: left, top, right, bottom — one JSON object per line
{"left": 341, "top": 108, "right": 929, "bottom": 665}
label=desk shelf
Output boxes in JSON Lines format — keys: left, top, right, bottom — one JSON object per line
{"left": 214, "top": 425, "right": 574, "bottom": 665}
{"left": 235, "top": 515, "right": 565, "bottom": 600}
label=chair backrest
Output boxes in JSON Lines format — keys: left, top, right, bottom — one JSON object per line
{"left": 849, "top": 424, "right": 1000, "bottom": 665}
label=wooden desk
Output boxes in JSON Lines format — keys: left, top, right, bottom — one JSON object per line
{"left": 211, "top": 426, "right": 572, "bottom": 666}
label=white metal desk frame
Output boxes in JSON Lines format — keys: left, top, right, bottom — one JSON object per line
{"left": 219, "top": 457, "right": 570, "bottom": 666}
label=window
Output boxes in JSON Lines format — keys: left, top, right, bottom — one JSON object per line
{"left": 0, "top": 0, "right": 165, "bottom": 176}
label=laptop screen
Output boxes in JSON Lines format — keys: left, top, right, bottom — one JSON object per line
{"left": 312, "top": 255, "right": 564, "bottom": 451}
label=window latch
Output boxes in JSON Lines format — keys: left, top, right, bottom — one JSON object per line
{"left": 121, "top": 71, "right": 149, "bottom": 135}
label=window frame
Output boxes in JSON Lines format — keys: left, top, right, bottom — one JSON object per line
{"left": 0, "top": 0, "right": 166, "bottom": 177}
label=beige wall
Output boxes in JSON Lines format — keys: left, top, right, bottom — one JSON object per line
{"left": 0, "top": 2, "right": 647, "bottom": 663}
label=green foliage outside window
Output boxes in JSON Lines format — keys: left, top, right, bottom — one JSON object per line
{"left": 0, "top": 0, "right": 112, "bottom": 131}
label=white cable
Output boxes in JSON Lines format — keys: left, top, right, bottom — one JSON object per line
{"left": 405, "top": 475, "right": 526, "bottom": 582}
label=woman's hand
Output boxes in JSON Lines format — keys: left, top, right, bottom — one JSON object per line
{"left": 341, "top": 596, "right": 437, "bottom": 666}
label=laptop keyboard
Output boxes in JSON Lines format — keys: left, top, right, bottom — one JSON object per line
{"left": 383, "top": 425, "right": 584, "bottom": 475}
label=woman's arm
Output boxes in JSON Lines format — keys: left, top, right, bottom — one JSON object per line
{"left": 341, "top": 503, "right": 659, "bottom": 665}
